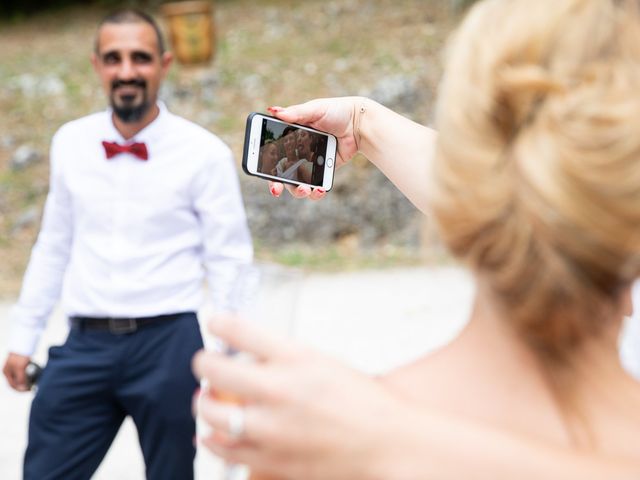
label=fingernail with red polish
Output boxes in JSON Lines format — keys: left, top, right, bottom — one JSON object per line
{"left": 267, "top": 106, "right": 284, "bottom": 114}
{"left": 316, "top": 188, "right": 326, "bottom": 195}
{"left": 270, "top": 186, "right": 279, "bottom": 197}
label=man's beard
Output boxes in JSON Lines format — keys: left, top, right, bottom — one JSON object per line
{"left": 110, "top": 79, "right": 152, "bottom": 123}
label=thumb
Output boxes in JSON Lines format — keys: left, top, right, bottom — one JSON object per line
{"left": 267, "top": 100, "right": 328, "bottom": 127}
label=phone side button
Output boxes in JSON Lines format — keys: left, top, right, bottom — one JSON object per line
{"left": 326, "top": 158, "right": 333, "bottom": 168}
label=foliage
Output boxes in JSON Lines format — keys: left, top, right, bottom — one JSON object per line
{"left": 450, "top": 0, "right": 479, "bottom": 12}
{"left": 0, "top": 0, "right": 167, "bottom": 20}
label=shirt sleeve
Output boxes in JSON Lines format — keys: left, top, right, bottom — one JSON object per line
{"left": 8, "top": 131, "right": 74, "bottom": 356}
{"left": 192, "top": 146, "right": 254, "bottom": 313}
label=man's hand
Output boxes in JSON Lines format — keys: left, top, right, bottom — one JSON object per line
{"left": 3, "top": 353, "right": 31, "bottom": 391}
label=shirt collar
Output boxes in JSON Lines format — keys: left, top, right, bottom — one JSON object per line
{"left": 105, "top": 101, "right": 169, "bottom": 145}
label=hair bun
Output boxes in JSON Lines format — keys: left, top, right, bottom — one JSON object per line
{"left": 494, "top": 65, "right": 566, "bottom": 137}
{"left": 430, "top": 0, "right": 640, "bottom": 363}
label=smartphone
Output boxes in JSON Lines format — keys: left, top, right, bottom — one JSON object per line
{"left": 242, "top": 113, "right": 338, "bottom": 191}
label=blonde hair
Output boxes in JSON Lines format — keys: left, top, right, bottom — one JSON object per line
{"left": 430, "top": 0, "right": 640, "bottom": 362}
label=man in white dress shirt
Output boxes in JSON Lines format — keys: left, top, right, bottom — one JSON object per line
{"left": 1, "top": 9, "right": 252, "bottom": 479}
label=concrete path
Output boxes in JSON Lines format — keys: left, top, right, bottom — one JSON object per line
{"left": 0, "top": 265, "right": 473, "bottom": 479}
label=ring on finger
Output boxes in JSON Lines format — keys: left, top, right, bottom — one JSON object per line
{"left": 227, "top": 405, "right": 246, "bottom": 440}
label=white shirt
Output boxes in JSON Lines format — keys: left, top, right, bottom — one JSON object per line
{"left": 8, "top": 103, "right": 253, "bottom": 356}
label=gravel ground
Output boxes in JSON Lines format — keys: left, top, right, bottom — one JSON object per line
{"left": 0, "top": 265, "right": 473, "bottom": 479}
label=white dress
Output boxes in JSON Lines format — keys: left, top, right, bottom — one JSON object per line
{"left": 276, "top": 157, "right": 308, "bottom": 180}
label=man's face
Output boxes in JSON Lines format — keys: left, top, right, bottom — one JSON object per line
{"left": 296, "top": 130, "right": 312, "bottom": 157}
{"left": 92, "top": 22, "right": 171, "bottom": 123}
{"left": 283, "top": 132, "right": 297, "bottom": 157}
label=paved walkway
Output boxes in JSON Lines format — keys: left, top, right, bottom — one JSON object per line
{"left": 0, "top": 266, "right": 473, "bottom": 479}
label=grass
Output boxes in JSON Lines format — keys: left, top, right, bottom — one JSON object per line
{"left": 258, "top": 244, "right": 428, "bottom": 272}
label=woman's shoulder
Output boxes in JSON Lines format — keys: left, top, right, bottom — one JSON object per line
{"left": 379, "top": 342, "right": 477, "bottom": 410}
{"left": 380, "top": 324, "right": 640, "bottom": 459}
{"left": 379, "top": 329, "right": 571, "bottom": 445}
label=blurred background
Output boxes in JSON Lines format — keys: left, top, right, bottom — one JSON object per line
{"left": 0, "top": 0, "right": 475, "bottom": 298}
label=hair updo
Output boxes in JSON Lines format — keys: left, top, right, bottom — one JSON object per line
{"left": 429, "top": 0, "right": 640, "bottom": 362}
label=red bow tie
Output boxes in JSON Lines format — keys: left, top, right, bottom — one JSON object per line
{"left": 102, "top": 141, "right": 149, "bottom": 161}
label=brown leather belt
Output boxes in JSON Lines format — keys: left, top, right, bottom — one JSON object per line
{"left": 70, "top": 312, "right": 190, "bottom": 334}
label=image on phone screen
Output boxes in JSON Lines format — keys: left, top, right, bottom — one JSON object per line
{"left": 257, "top": 118, "right": 329, "bottom": 187}
{"left": 258, "top": 118, "right": 327, "bottom": 186}
{"left": 242, "top": 113, "right": 337, "bottom": 191}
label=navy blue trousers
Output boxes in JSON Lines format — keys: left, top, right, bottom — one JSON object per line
{"left": 23, "top": 312, "right": 203, "bottom": 480}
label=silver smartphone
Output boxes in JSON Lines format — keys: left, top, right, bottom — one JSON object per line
{"left": 242, "top": 113, "right": 338, "bottom": 191}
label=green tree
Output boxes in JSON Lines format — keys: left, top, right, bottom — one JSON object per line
{"left": 0, "top": 0, "right": 168, "bottom": 19}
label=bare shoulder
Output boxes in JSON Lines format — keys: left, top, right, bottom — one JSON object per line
{"left": 378, "top": 324, "right": 571, "bottom": 443}
{"left": 380, "top": 323, "right": 640, "bottom": 459}
{"left": 379, "top": 339, "right": 487, "bottom": 411}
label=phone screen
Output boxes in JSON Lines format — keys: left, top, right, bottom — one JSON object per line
{"left": 257, "top": 118, "right": 329, "bottom": 187}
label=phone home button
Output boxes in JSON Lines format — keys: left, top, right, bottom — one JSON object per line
{"left": 326, "top": 158, "right": 334, "bottom": 168}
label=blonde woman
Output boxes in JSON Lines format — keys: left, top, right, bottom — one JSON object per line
{"left": 193, "top": 0, "right": 640, "bottom": 478}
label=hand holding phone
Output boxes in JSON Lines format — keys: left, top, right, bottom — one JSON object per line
{"left": 242, "top": 113, "right": 338, "bottom": 191}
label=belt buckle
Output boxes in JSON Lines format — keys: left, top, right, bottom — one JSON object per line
{"left": 108, "top": 317, "right": 137, "bottom": 334}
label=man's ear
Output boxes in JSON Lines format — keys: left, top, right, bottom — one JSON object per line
{"left": 161, "top": 51, "right": 173, "bottom": 76}
{"left": 90, "top": 52, "right": 99, "bottom": 73}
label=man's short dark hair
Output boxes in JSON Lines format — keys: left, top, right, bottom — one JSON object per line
{"left": 96, "top": 9, "right": 166, "bottom": 55}
{"left": 282, "top": 126, "right": 297, "bottom": 138}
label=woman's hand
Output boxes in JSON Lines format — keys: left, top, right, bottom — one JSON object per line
{"left": 192, "top": 316, "right": 640, "bottom": 480}
{"left": 266, "top": 97, "right": 364, "bottom": 200}
{"left": 265, "top": 97, "right": 437, "bottom": 214}
{"left": 192, "top": 315, "right": 398, "bottom": 480}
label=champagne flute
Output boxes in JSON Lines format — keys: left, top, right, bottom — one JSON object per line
{"left": 202, "top": 262, "right": 302, "bottom": 480}
{"left": 244, "top": 263, "right": 302, "bottom": 480}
